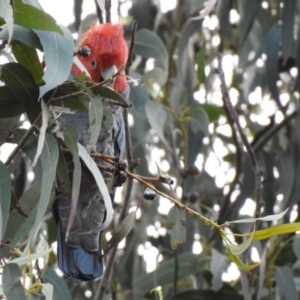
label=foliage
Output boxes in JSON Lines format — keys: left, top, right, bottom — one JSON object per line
{"left": 1, "top": 0, "right": 300, "bottom": 300}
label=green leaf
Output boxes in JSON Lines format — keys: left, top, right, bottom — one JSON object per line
{"left": 197, "top": 40, "right": 206, "bottom": 83}
{"left": 91, "top": 85, "right": 129, "bottom": 107}
{"left": 0, "top": 24, "right": 42, "bottom": 50}
{"left": 13, "top": 0, "right": 63, "bottom": 34}
{"left": 167, "top": 206, "right": 186, "bottom": 250}
{"left": 134, "top": 29, "right": 168, "bottom": 86}
{"left": 2, "top": 263, "right": 27, "bottom": 300}
{"left": 62, "top": 125, "right": 81, "bottom": 239}
{"left": 32, "top": 100, "right": 50, "bottom": 166}
{"left": 173, "top": 289, "right": 244, "bottom": 300}
{"left": 228, "top": 229, "right": 255, "bottom": 256}
{"left": 210, "top": 249, "right": 228, "bottom": 291}
{"left": 200, "top": 103, "right": 224, "bottom": 122}
{"left": 275, "top": 266, "right": 298, "bottom": 300}
{"left": 42, "top": 268, "right": 72, "bottom": 300}
{"left": 9, "top": 248, "right": 52, "bottom": 267}
{"left": 0, "top": 161, "right": 11, "bottom": 240}
{"left": 282, "top": 0, "right": 296, "bottom": 62}
{"left": 0, "top": 86, "right": 25, "bottom": 118}
{"left": 229, "top": 208, "right": 289, "bottom": 224}
{"left": 129, "top": 72, "right": 150, "bottom": 114}
{"left": 251, "top": 223, "right": 300, "bottom": 240}
{"left": 14, "top": 129, "right": 43, "bottom": 182}
{"left": 0, "top": 116, "right": 20, "bottom": 146}
{"left": 12, "top": 41, "right": 44, "bottom": 85}
{"left": 228, "top": 249, "right": 259, "bottom": 271}
{"left": 35, "top": 26, "right": 74, "bottom": 98}
{"left": 4, "top": 182, "right": 41, "bottom": 244}
{"left": 189, "top": 104, "right": 209, "bottom": 135}
{"left": 133, "top": 252, "right": 209, "bottom": 293}
{"left": 106, "top": 211, "right": 136, "bottom": 250}
{"left": 77, "top": 142, "right": 113, "bottom": 230}
{"left": 1, "top": 62, "right": 40, "bottom": 123}
{"left": 88, "top": 97, "right": 103, "bottom": 151}
{"left": 41, "top": 283, "right": 53, "bottom": 300}
{"left": 0, "top": 0, "right": 13, "bottom": 43}
{"left": 56, "top": 148, "right": 71, "bottom": 195}
{"left": 145, "top": 100, "right": 171, "bottom": 150}
{"left": 31, "top": 134, "right": 58, "bottom": 244}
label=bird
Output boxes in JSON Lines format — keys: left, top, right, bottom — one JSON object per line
{"left": 52, "top": 22, "right": 129, "bottom": 283}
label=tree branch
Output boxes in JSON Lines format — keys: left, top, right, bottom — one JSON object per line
{"left": 217, "top": 53, "right": 262, "bottom": 219}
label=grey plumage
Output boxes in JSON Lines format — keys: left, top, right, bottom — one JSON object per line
{"left": 53, "top": 86, "right": 129, "bottom": 282}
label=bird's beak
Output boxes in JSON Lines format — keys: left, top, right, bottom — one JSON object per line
{"left": 101, "top": 65, "right": 118, "bottom": 80}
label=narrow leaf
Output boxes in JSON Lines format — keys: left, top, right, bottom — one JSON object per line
{"left": 5, "top": 182, "right": 41, "bottom": 243}
{"left": 9, "top": 248, "right": 53, "bottom": 267}
{"left": 228, "top": 249, "right": 259, "bottom": 271}
{"left": 228, "top": 229, "right": 255, "bottom": 256}
{"left": 210, "top": 249, "right": 228, "bottom": 291}
{"left": 282, "top": 0, "right": 296, "bottom": 62}
{"left": 0, "top": 161, "right": 11, "bottom": 240}
{"left": 167, "top": 206, "right": 186, "bottom": 250}
{"left": 251, "top": 223, "right": 300, "bottom": 240}
{"left": 2, "top": 263, "right": 27, "bottom": 300}
{"left": 78, "top": 143, "right": 113, "bottom": 230}
{"left": 32, "top": 100, "right": 50, "bottom": 166}
{"left": 197, "top": 41, "right": 206, "bottom": 83}
{"left": 107, "top": 212, "right": 136, "bottom": 250}
{"left": 31, "top": 134, "right": 58, "bottom": 243}
{"left": 62, "top": 125, "right": 81, "bottom": 240}
{"left": 88, "top": 97, "right": 103, "bottom": 152}
{"left": 229, "top": 208, "right": 289, "bottom": 224}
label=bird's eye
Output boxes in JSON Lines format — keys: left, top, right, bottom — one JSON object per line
{"left": 90, "top": 59, "right": 96, "bottom": 69}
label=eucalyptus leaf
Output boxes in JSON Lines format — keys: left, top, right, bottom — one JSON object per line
{"left": 88, "top": 97, "right": 103, "bottom": 152}
{"left": 12, "top": 41, "right": 44, "bottom": 85}
{"left": 35, "top": 26, "right": 74, "bottom": 98}
{"left": 13, "top": 0, "right": 62, "bottom": 34}
{"left": 2, "top": 263, "right": 27, "bottom": 300}
{"left": 42, "top": 268, "right": 72, "bottom": 300}
{"left": 275, "top": 266, "right": 298, "bottom": 300}
{"left": 1, "top": 62, "right": 40, "bottom": 123}
{"left": 30, "top": 134, "right": 58, "bottom": 244}
{"left": 229, "top": 208, "right": 289, "bottom": 224}
{"left": 145, "top": 100, "right": 171, "bottom": 150}
{"left": 107, "top": 211, "right": 136, "bottom": 250}
{"left": 0, "top": 161, "right": 11, "bottom": 240}
{"left": 167, "top": 206, "right": 186, "bottom": 250}
{"left": 62, "top": 125, "right": 81, "bottom": 239}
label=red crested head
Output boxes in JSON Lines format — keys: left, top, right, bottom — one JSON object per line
{"left": 73, "top": 23, "right": 128, "bottom": 93}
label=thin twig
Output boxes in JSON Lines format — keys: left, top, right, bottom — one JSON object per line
{"left": 105, "top": 0, "right": 111, "bottom": 23}
{"left": 125, "top": 20, "right": 138, "bottom": 75}
{"left": 218, "top": 53, "right": 262, "bottom": 219}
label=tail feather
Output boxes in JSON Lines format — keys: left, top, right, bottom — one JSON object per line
{"left": 53, "top": 199, "right": 103, "bottom": 282}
